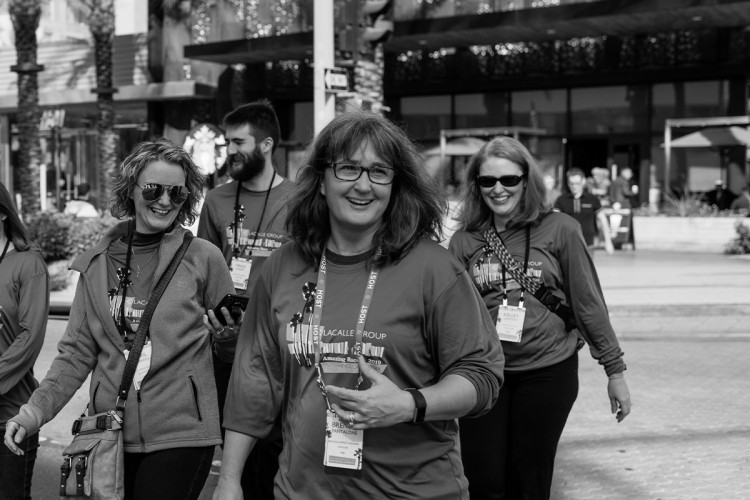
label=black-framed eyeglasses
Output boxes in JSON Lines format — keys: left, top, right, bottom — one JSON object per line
{"left": 476, "top": 175, "right": 526, "bottom": 188}
{"left": 137, "top": 183, "right": 189, "bottom": 204}
{"left": 329, "top": 161, "right": 396, "bottom": 185}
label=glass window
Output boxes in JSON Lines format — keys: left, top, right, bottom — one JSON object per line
{"left": 571, "top": 85, "right": 648, "bottom": 134}
{"left": 400, "top": 95, "right": 451, "bottom": 140}
{"left": 511, "top": 89, "right": 566, "bottom": 135}
{"left": 652, "top": 80, "right": 729, "bottom": 130}
{"left": 454, "top": 93, "right": 509, "bottom": 129}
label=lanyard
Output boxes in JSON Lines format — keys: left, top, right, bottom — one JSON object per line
{"left": 0, "top": 237, "right": 10, "bottom": 264}
{"left": 496, "top": 225, "right": 531, "bottom": 306}
{"left": 311, "top": 252, "right": 380, "bottom": 390}
{"left": 232, "top": 172, "right": 276, "bottom": 259}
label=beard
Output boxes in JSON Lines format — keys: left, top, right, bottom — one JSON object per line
{"left": 227, "top": 146, "right": 265, "bottom": 182}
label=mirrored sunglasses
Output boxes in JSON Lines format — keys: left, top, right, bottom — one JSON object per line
{"left": 137, "top": 183, "right": 189, "bottom": 203}
{"left": 476, "top": 175, "right": 526, "bottom": 188}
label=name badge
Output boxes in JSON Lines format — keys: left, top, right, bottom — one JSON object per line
{"left": 324, "top": 411, "right": 363, "bottom": 470}
{"left": 230, "top": 256, "right": 252, "bottom": 291}
{"left": 124, "top": 341, "right": 152, "bottom": 391}
{"left": 496, "top": 305, "right": 526, "bottom": 343}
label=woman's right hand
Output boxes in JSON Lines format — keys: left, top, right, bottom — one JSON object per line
{"left": 3, "top": 421, "right": 27, "bottom": 456}
{"left": 212, "top": 478, "right": 243, "bottom": 500}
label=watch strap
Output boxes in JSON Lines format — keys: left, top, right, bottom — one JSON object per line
{"left": 405, "top": 388, "right": 426, "bottom": 423}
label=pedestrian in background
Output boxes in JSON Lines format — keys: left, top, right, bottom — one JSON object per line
{"left": 197, "top": 99, "right": 291, "bottom": 499}
{"left": 4, "top": 139, "right": 238, "bottom": 500}
{"left": 449, "top": 136, "right": 631, "bottom": 500}
{"left": 0, "top": 181, "right": 49, "bottom": 500}
{"left": 213, "top": 111, "right": 504, "bottom": 500}
{"left": 610, "top": 166, "right": 637, "bottom": 209}
{"left": 555, "top": 167, "right": 614, "bottom": 255}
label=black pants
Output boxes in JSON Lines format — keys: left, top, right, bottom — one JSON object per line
{"left": 0, "top": 431, "right": 38, "bottom": 500}
{"left": 123, "top": 446, "right": 214, "bottom": 500}
{"left": 460, "top": 353, "right": 579, "bottom": 500}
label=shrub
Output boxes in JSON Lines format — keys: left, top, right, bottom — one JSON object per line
{"left": 26, "top": 212, "right": 73, "bottom": 261}
{"left": 725, "top": 221, "right": 750, "bottom": 255}
{"left": 27, "top": 212, "right": 118, "bottom": 263}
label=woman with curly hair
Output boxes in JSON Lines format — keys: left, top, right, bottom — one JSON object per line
{"left": 214, "top": 111, "right": 504, "bottom": 499}
{"left": 5, "top": 138, "right": 236, "bottom": 500}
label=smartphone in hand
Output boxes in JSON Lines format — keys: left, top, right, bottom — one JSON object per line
{"left": 213, "top": 293, "right": 249, "bottom": 326}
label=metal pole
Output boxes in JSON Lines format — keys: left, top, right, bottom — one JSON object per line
{"left": 314, "top": 0, "right": 335, "bottom": 134}
{"left": 664, "top": 120, "right": 671, "bottom": 197}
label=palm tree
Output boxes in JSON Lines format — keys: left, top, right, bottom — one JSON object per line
{"left": 9, "top": 0, "right": 43, "bottom": 215}
{"left": 85, "top": 0, "right": 117, "bottom": 209}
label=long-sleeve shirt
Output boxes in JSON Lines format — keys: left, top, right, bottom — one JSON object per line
{"left": 449, "top": 212, "right": 625, "bottom": 376}
{"left": 224, "top": 239, "right": 504, "bottom": 499}
{"left": 0, "top": 248, "right": 49, "bottom": 427}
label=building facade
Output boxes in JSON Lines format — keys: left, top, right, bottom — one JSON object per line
{"left": 3, "top": 0, "right": 749, "bottom": 209}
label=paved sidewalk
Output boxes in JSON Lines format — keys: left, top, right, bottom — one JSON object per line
{"left": 551, "top": 250, "right": 750, "bottom": 499}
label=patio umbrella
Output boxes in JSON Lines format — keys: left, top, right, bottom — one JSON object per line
{"left": 667, "top": 126, "right": 750, "bottom": 148}
{"left": 423, "top": 137, "right": 488, "bottom": 156}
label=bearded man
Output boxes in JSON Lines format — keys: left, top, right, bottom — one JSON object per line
{"left": 198, "top": 99, "right": 291, "bottom": 500}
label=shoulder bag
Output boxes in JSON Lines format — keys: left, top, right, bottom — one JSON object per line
{"left": 482, "top": 227, "right": 578, "bottom": 332}
{"left": 60, "top": 233, "right": 193, "bottom": 499}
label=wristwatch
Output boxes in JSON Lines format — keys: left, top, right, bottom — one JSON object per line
{"left": 404, "top": 388, "right": 426, "bottom": 423}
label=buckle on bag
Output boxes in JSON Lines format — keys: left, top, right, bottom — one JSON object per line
{"left": 60, "top": 456, "right": 72, "bottom": 496}
{"left": 71, "top": 419, "right": 82, "bottom": 435}
{"left": 75, "top": 456, "right": 87, "bottom": 496}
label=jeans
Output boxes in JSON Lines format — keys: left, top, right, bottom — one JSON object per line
{"left": 460, "top": 353, "right": 579, "bottom": 500}
{"left": 0, "top": 431, "right": 39, "bottom": 500}
{"left": 123, "top": 445, "right": 215, "bottom": 500}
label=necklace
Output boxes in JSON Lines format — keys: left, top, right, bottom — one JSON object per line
{"left": 132, "top": 248, "right": 159, "bottom": 279}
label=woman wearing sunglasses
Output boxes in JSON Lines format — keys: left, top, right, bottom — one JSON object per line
{"left": 5, "top": 139, "right": 237, "bottom": 500}
{"left": 213, "top": 111, "right": 504, "bottom": 500}
{"left": 449, "top": 136, "right": 632, "bottom": 500}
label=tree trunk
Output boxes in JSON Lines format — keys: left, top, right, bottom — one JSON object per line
{"left": 9, "top": 0, "right": 43, "bottom": 216}
{"left": 89, "top": 1, "right": 118, "bottom": 210}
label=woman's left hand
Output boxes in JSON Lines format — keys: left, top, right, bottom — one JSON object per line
{"left": 326, "top": 355, "right": 414, "bottom": 429}
{"left": 608, "top": 375, "right": 632, "bottom": 422}
{"left": 203, "top": 307, "right": 242, "bottom": 342}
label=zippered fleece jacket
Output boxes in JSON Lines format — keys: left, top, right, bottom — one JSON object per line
{"left": 11, "top": 222, "right": 235, "bottom": 453}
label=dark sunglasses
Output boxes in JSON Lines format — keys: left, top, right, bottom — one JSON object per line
{"left": 137, "top": 183, "right": 189, "bottom": 203}
{"left": 476, "top": 175, "right": 526, "bottom": 188}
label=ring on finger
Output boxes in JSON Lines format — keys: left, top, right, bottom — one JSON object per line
{"left": 348, "top": 411, "right": 355, "bottom": 425}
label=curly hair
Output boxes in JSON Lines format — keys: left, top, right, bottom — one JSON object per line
{"left": 459, "top": 136, "right": 551, "bottom": 232}
{"left": 109, "top": 138, "right": 204, "bottom": 226}
{"left": 0, "top": 181, "right": 36, "bottom": 251}
{"left": 286, "top": 111, "right": 445, "bottom": 267}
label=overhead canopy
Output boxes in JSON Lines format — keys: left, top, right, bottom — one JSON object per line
{"left": 667, "top": 126, "right": 750, "bottom": 148}
{"left": 423, "top": 137, "right": 487, "bottom": 157}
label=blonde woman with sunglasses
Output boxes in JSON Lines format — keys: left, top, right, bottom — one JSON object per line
{"left": 5, "top": 139, "right": 237, "bottom": 500}
{"left": 449, "top": 136, "right": 632, "bottom": 500}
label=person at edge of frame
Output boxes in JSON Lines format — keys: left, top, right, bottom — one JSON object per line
{"left": 0, "top": 180, "right": 50, "bottom": 500}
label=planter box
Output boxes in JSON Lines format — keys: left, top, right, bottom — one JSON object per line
{"left": 632, "top": 216, "right": 747, "bottom": 253}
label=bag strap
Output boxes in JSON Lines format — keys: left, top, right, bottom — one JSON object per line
{"left": 482, "top": 227, "right": 578, "bottom": 332}
{"left": 116, "top": 232, "right": 193, "bottom": 410}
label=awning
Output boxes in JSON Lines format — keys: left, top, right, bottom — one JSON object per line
{"left": 667, "top": 126, "right": 750, "bottom": 148}
{"left": 0, "top": 81, "right": 216, "bottom": 113}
